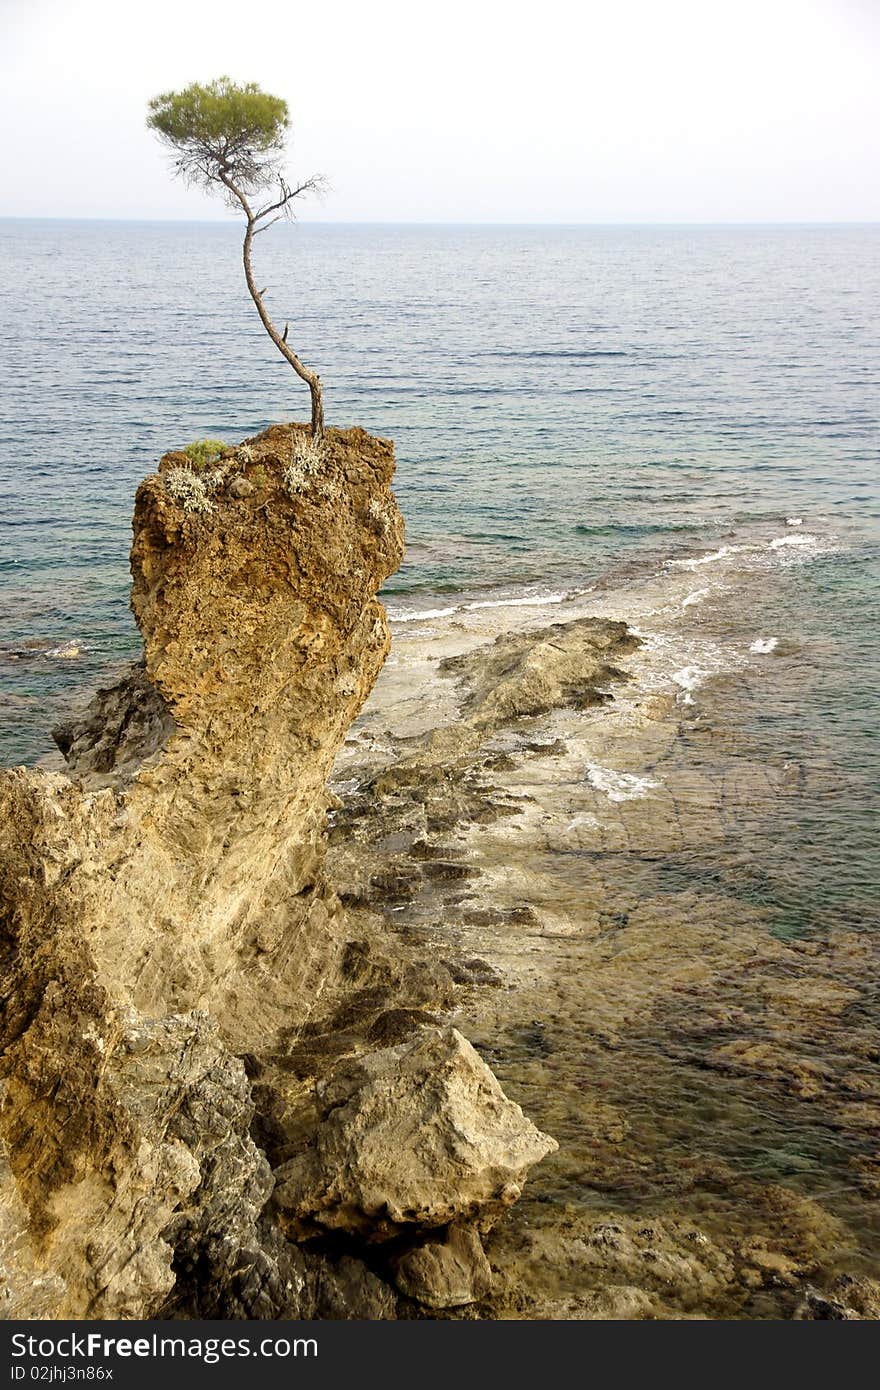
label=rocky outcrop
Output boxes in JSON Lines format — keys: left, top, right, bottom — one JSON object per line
{"left": 439, "top": 617, "right": 638, "bottom": 726}
{"left": 0, "top": 424, "right": 555, "bottom": 1319}
{"left": 796, "top": 1276, "right": 880, "bottom": 1321}
{"left": 322, "top": 561, "right": 880, "bottom": 1320}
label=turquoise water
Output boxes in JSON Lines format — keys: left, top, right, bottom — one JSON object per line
{"left": 1, "top": 220, "right": 878, "bottom": 766}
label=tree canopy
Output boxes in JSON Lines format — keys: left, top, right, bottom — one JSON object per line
{"left": 147, "top": 77, "right": 326, "bottom": 436}
{"left": 147, "top": 77, "right": 290, "bottom": 197}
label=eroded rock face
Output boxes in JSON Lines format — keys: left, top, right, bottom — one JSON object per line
{"left": 51, "top": 664, "right": 175, "bottom": 786}
{"left": 81, "top": 425, "right": 403, "bottom": 1043}
{"left": 391, "top": 1222, "right": 494, "bottom": 1309}
{"left": 795, "top": 1276, "right": 880, "bottom": 1321}
{"left": 2, "top": 425, "right": 485, "bottom": 1318}
{"left": 439, "top": 617, "right": 638, "bottom": 727}
{"left": 0, "top": 425, "right": 559, "bottom": 1319}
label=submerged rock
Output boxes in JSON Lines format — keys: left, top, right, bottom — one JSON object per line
{"left": 391, "top": 1222, "right": 493, "bottom": 1308}
{"left": 439, "top": 616, "right": 638, "bottom": 727}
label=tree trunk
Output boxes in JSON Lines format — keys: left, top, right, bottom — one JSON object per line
{"left": 241, "top": 219, "right": 325, "bottom": 440}
{"left": 309, "top": 378, "right": 324, "bottom": 437}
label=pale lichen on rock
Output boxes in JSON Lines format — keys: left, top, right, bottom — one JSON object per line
{"left": 282, "top": 433, "right": 324, "bottom": 496}
{"left": 163, "top": 464, "right": 216, "bottom": 515}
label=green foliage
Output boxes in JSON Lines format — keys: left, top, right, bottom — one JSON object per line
{"left": 183, "top": 438, "right": 227, "bottom": 470}
{"left": 147, "top": 78, "right": 326, "bottom": 438}
{"left": 147, "top": 78, "right": 289, "bottom": 193}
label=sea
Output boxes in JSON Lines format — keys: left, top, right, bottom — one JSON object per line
{"left": 1, "top": 222, "right": 878, "bottom": 1295}
{"left": 2, "top": 219, "right": 877, "bottom": 915}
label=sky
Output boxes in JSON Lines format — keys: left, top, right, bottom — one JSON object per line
{"left": 1, "top": 0, "right": 878, "bottom": 222}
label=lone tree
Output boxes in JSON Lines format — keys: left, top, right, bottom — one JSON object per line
{"left": 148, "top": 77, "right": 325, "bottom": 437}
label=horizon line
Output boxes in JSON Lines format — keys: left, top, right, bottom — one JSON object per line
{"left": 1, "top": 215, "right": 879, "bottom": 228}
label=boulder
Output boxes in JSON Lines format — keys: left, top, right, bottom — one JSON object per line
{"left": 273, "top": 1025, "right": 557, "bottom": 1242}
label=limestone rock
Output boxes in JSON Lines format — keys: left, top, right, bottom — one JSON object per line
{"left": 1, "top": 425, "right": 556, "bottom": 1323}
{"left": 0, "top": 424, "right": 558, "bottom": 1319}
{"left": 51, "top": 663, "right": 175, "bottom": 788}
{"left": 392, "top": 1223, "right": 493, "bottom": 1308}
{"left": 795, "top": 1276, "right": 880, "bottom": 1320}
{"left": 439, "top": 617, "right": 639, "bottom": 727}
{"left": 0, "top": 426, "right": 407, "bottom": 1317}
{"left": 0, "top": 995, "right": 275, "bottom": 1319}
{"left": 273, "top": 1025, "right": 558, "bottom": 1242}
{"left": 308, "top": 1255, "right": 399, "bottom": 1320}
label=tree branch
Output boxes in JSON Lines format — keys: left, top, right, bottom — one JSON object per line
{"left": 217, "top": 168, "right": 253, "bottom": 221}
{"left": 253, "top": 175, "right": 325, "bottom": 223}
{"left": 216, "top": 168, "right": 323, "bottom": 436}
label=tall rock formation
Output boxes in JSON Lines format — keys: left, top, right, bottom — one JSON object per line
{"left": 0, "top": 425, "right": 554, "bottom": 1319}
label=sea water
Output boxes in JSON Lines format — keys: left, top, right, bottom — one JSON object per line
{"left": 2, "top": 218, "right": 877, "bottom": 906}
{"left": 0, "top": 223, "right": 876, "bottom": 877}
{"left": 2, "top": 220, "right": 878, "bottom": 1298}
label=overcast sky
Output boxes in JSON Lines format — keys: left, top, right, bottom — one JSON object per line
{"left": 1, "top": 0, "right": 878, "bottom": 222}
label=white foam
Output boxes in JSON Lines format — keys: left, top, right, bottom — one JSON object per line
{"left": 750, "top": 637, "right": 779, "bottom": 654}
{"left": 388, "top": 606, "right": 458, "bottom": 623}
{"left": 786, "top": 517, "right": 804, "bottom": 527}
{"left": 585, "top": 763, "right": 659, "bottom": 802}
{"left": 769, "top": 534, "right": 817, "bottom": 550}
{"left": 682, "top": 588, "right": 711, "bottom": 608}
{"left": 388, "top": 590, "right": 569, "bottom": 624}
{"left": 463, "top": 592, "right": 567, "bottom": 612}
{"left": 672, "top": 664, "right": 707, "bottom": 693}
{"left": 668, "top": 544, "right": 747, "bottom": 571}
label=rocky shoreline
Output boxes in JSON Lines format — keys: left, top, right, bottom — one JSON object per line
{"left": 327, "top": 520, "right": 880, "bottom": 1320}
{"left": 1, "top": 425, "right": 877, "bottom": 1321}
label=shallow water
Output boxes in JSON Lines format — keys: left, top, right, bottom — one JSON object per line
{"left": 336, "top": 530, "right": 880, "bottom": 1311}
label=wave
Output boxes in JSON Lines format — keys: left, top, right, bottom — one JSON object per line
{"left": 672, "top": 665, "right": 708, "bottom": 702}
{"left": 388, "top": 590, "right": 571, "bottom": 624}
{"left": 463, "top": 591, "right": 568, "bottom": 612}
{"left": 386, "top": 605, "right": 458, "bottom": 623}
{"left": 574, "top": 521, "right": 705, "bottom": 537}
{"left": 479, "top": 349, "right": 630, "bottom": 361}
{"left": 667, "top": 544, "right": 748, "bottom": 571}
{"left": 682, "top": 588, "right": 711, "bottom": 608}
{"left": 769, "top": 534, "right": 818, "bottom": 549}
{"left": 1, "top": 639, "right": 86, "bottom": 661}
